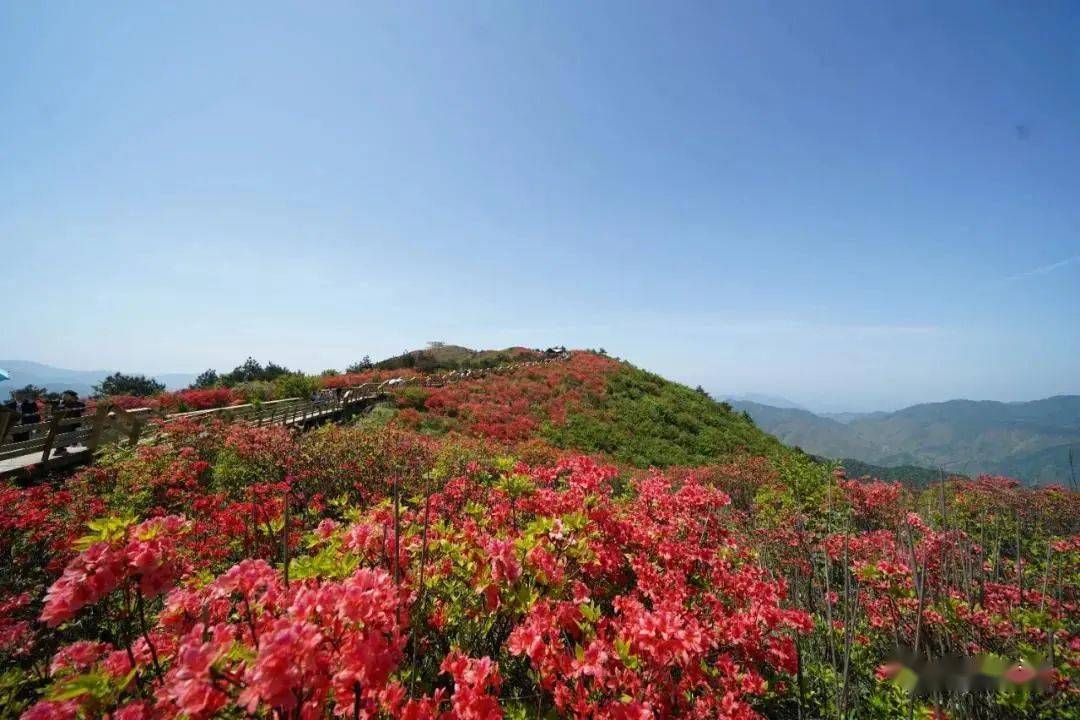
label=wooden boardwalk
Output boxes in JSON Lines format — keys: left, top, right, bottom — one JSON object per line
{"left": 0, "top": 385, "right": 385, "bottom": 481}
{"left": 0, "top": 352, "right": 573, "bottom": 482}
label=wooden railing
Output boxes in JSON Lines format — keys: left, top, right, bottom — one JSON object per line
{"left": 0, "top": 404, "right": 154, "bottom": 468}
{"left": 0, "top": 352, "right": 573, "bottom": 478}
{"left": 0, "top": 384, "right": 386, "bottom": 476}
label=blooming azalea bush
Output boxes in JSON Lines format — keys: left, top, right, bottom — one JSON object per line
{"left": 5, "top": 456, "right": 814, "bottom": 719}
{"left": 156, "top": 388, "right": 243, "bottom": 413}
{"left": 322, "top": 368, "right": 424, "bottom": 389}
{"left": 0, "top": 353, "right": 1077, "bottom": 719}
{"left": 94, "top": 388, "right": 243, "bottom": 414}
{"left": 413, "top": 353, "right": 617, "bottom": 442}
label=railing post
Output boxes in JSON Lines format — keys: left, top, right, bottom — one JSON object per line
{"left": 86, "top": 403, "right": 112, "bottom": 451}
{"left": 40, "top": 410, "right": 68, "bottom": 462}
{"left": 0, "top": 408, "right": 17, "bottom": 445}
{"left": 128, "top": 418, "right": 143, "bottom": 446}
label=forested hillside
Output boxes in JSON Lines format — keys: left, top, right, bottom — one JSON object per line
{"left": 733, "top": 395, "right": 1080, "bottom": 484}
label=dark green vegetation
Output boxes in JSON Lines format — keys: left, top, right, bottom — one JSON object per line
{"left": 213, "top": 357, "right": 294, "bottom": 385}
{"left": 990, "top": 441, "right": 1079, "bottom": 487}
{"left": 4, "top": 384, "right": 60, "bottom": 403}
{"left": 733, "top": 395, "right": 1080, "bottom": 485}
{"left": 543, "top": 363, "right": 789, "bottom": 468}
{"left": 837, "top": 458, "right": 951, "bottom": 487}
{"left": 375, "top": 343, "right": 542, "bottom": 372}
{"left": 91, "top": 372, "right": 165, "bottom": 397}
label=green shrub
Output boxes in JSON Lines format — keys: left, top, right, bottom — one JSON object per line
{"left": 274, "top": 373, "right": 321, "bottom": 400}
{"left": 233, "top": 380, "right": 276, "bottom": 403}
{"left": 355, "top": 403, "right": 397, "bottom": 429}
{"left": 542, "top": 364, "right": 787, "bottom": 468}
{"left": 396, "top": 385, "right": 431, "bottom": 410}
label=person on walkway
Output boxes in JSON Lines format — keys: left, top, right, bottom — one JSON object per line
{"left": 53, "top": 390, "right": 86, "bottom": 456}
{"left": 15, "top": 393, "right": 40, "bottom": 443}
{"left": 3, "top": 392, "right": 21, "bottom": 442}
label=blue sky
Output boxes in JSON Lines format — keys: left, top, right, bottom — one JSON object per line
{"left": 2, "top": 1, "right": 1077, "bottom": 411}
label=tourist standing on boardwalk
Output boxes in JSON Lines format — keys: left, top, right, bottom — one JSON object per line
{"left": 53, "top": 390, "right": 86, "bottom": 456}
{"left": 15, "top": 393, "right": 40, "bottom": 443}
{"left": 4, "top": 392, "right": 22, "bottom": 441}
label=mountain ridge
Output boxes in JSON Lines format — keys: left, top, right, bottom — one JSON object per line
{"left": 731, "top": 395, "right": 1080, "bottom": 484}
{"left": 0, "top": 360, "right": 197, "bottom": 397}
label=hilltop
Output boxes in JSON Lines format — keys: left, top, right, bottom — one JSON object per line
{"left": 339, "top": 349, "right": 788, "bottom": 468}
{"left": 372, "top": 344, "right": 547, "bottom": 371}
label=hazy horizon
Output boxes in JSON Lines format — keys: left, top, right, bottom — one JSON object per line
{"left": 3, "top": 353, "right": 1076, "bottom": 416}
{"left": 4, "top": 2, "right": 1078, "bottom": 412}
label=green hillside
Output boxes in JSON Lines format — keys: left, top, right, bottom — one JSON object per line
{"left": 989, "top": 442, "right": 1079, "bottom": 487}
{"left": 838, "top": 458, "right": 950, "bottom": 487}
{"left": 372, "top": 351, "right": 791, "bottom": 470}
{"left": 541, "top": 363, "right": 789, "bottom": 467}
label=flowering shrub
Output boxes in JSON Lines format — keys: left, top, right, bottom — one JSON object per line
{"left": 322, "top": 368, "right": 423, "bottom": 389}
{"left": 99, "top": 394, "right": 156, "bottom": 411}
{"left": 41, "top": 515, "right": 190, "bottom": 627}
{"left": 98, "top": 388, "right": 242, "bottom": 413}
{"left": 0, "top": 353, "right": 1077, "bottom": 719}
{"left": 412, "top": 354, "right": 616, "bottom": 442}
{"left": 157, "top": 388, "right": 242, "bottom": 412}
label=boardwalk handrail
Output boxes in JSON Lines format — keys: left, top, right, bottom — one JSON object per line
{"left": 0, "top": 405, "right": 154, "bottom": 466}
{"left": 0, "top": 387, "right": 383, "bottom": 471}
{"left": 0, "top": 352, "right": 573, "bottom": 477}
{"left": 163, "top": 397, "right": 302, "bottom": 423}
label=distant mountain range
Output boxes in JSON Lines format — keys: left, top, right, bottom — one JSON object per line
{"left": 0, "top": 360, "right": 196, "bottom": 398}
{"left": 722, "top": 393, "right": 807, "bottom": 410}
{"left": 728, "top": 396, "right": 1080, "bottom": 485}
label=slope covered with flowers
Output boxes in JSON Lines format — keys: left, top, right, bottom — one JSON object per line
{"left": 1, "top": 352, "right": 1078, "bottom": 720}
{"left": 371, "top": 352, "right": 787, "bottom": 466}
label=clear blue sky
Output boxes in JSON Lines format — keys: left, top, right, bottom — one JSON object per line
{"left": 2, "top": 1, "right": 1078, "bottom": 411}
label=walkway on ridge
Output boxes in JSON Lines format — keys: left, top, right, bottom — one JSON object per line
{"left": 0, "top": 352, "right": 571, "bottom": 482}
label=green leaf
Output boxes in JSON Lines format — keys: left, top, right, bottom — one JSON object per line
{"left": 48, "top": 672, "right": 113, "bottom": 703}
{"left": 73, "top": 514, "right": 137, "bottom": 550}
{"left": 579, "top": 602, "right": 601, "bottom": 623}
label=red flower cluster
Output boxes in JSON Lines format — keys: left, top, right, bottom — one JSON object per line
{"left": 41, "top": 515, "right": 190, "bottom": 627}
{"left": 98, "top": 388, "right": 242, "bottom": 413}
{"left": 417, "top": 354, "right": 618, "bottom": 441}
{"left": 157, "top": 388, "right": 242, "bottom": 412}
{"left": 17, "top": 455, "right": 822, "bottom": 719}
